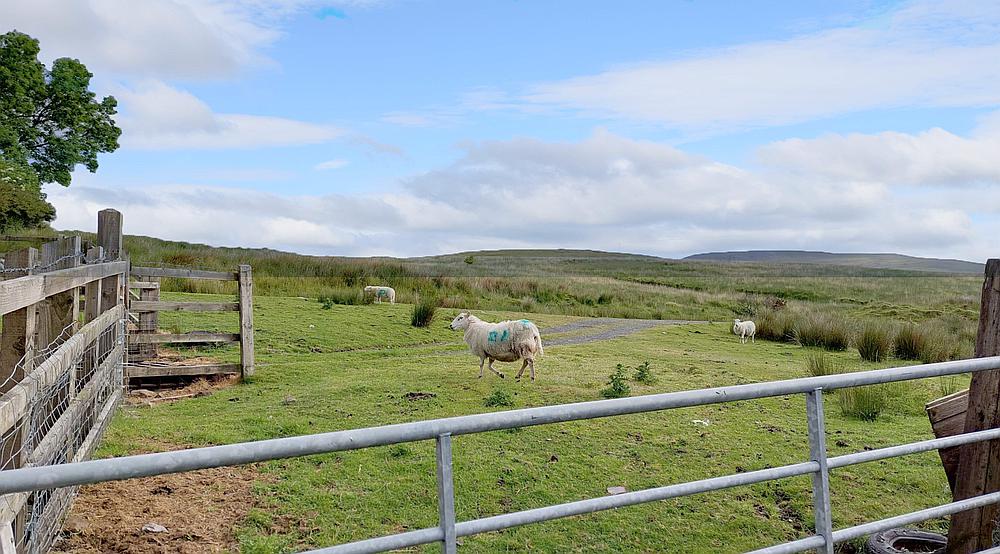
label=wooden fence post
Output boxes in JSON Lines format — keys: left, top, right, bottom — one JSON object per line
{"left": 36, "top": 236, "right": 82, "bottom": 349}
{"left": 97, "top": 209, "right": 123, "bottom": 364}
{"left": 948, "top": 258, "right": 1000, "bottom": 553}
{"left": 238, "top": 264, "right": 254, "bottom": 379}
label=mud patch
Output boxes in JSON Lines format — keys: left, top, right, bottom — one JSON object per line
{"left": 403, "top": 391, "right": 437, "bottom": 401}
{"left": 53, "top": 461, "right": 267, "bottom": 553}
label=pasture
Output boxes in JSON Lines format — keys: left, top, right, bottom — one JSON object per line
{"left": 73, "top": 293, "right": 962, "bottom": 553}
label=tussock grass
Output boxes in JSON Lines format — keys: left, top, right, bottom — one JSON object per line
{"left": 410, "top": 298, "right": 438, "bottom": 328}
{"left": 893, "top": 324, "right": 927, "bottom": 360}
{"left": 857, "top": 322, "right": 893, "bottom": 362}
{"left": 794, "top": 314, "right": 851, "bottom": 351}
{"left": 838, "top": 384, "right": 904, "bottom": 421}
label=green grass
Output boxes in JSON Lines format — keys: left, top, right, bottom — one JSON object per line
{"left": 96, "top": 293, "right": 960, "bottom": 552}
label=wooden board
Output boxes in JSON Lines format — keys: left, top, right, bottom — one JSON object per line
{"left": 0, "top": 306, "right": 123, "bottom": 434}
{"left": 0, "top": 261, "right": 127, "bottom": 316}
{"left": 127, "top": 282, "right": 160, "bottom": 290}
{"left": 238, "top": 265, "right": 254, "bottom": 379}
{"left": 130, "top": 266, "right": 238, "bottom": 281}
{"left": 129, "top": 332, "right": 240, "bottom": 345}
{"left": 126, "top": 363, "right": 240, "bottom": 378}
{"left": 130, "top": 301, "right": 239, "bottom": 312}
{"left": 926, "top": 388, "right": 970, "bottom": 492}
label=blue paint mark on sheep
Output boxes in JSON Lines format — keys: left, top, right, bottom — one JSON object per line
{"left": 487, "top": 329, "right": 510, "bottom": 343}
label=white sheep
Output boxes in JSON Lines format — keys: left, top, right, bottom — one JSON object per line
{"left": 363, "top": 285, "right": 395, "bottom": 304}
{"left": 448, "top": 312, "right": 544, "bottom": 381}
{"left": 733, "top": 319, "right": 756, "bottom": 344}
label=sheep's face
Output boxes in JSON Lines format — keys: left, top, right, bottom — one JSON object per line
{"left": 449, "top": 312, "right": 471, "bottom": 331}
{"left": 363, "top": 286, "right": 375, "bottom": 293}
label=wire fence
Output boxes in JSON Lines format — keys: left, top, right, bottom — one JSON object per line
{"left": 0, "top": 316, "right": 124, "bottom": 554}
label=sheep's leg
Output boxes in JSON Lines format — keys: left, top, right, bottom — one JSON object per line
{"left": 751, "top": 333, "right": 755, "bottom": 344}
{"left": 529, "top": 358, "right": 535, "bottom": 381}
{"left": 515, "top": 359, "right": 528, "bottom": 380}
{"left": 478, "top": 357, "right": 485, "bottom": 379}
{"left": 488, "top": 358, "right": 505, "bottom": 378}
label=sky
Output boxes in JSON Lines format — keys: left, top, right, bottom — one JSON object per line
{"left": 5, "top": 0, "right": 1000, "bottom": 261}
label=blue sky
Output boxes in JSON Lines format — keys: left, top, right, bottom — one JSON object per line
{"left": 7, "top": 0, "right": 1000, "bottom": 260}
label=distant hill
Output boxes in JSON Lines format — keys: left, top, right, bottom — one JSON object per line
{"left": 684, "top": 250, "right": 983, "bottom": 274}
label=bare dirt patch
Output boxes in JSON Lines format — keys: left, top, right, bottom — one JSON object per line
{"left": 53, "top": 461, "right": 267, "bottom": 553}
{"left": 126, "top": 374, "right": 239, "bottom": 406}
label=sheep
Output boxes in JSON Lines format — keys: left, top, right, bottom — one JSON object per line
{"left": 448, "top": 312, "right": 544, "bottom": 381}
{"left": 363, "top": 285, "right": 395, "bottom": 304}
{"left": 733, "top": 319, "right": 756, "bottom": 344}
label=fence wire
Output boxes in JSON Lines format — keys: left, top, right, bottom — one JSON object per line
{"left": 0, "top": 316, "right": 125, "bottom": 554}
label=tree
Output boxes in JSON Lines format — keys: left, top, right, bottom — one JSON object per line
{"left": 0, "top": 30, "right": 120, "bottom": 230}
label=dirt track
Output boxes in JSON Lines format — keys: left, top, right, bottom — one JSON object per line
{"left": 541, "top": 318, "right": 706, "bottom": 346}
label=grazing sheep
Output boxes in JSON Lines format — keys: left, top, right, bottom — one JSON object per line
{"left": 733, "top": 319, "right": 756, "bottom": 344}
{"left": 448, "top": 312, "right": 544, "bottom": 381}
{"left": 363, "top": 285, "right": 395, "bottom": 304}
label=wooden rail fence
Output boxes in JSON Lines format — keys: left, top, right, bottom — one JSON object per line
{"left": 0, "top": 209, "right": 127, "bottom": 554}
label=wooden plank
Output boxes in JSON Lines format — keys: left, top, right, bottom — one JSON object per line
{"left": 239, "top": 265, "right": 254, "bottom": 379}
{"left": 0, "top": 248, "right": 38, "bottom": 394}
{"left": 129, "top": 332, "right": 240, "bottom": 345}
{"left": 127, "top": 281, "right": 159, "bottom": 290}
{"left": 0, "top": 261, "right": 128, "bottom": 316}
{"left": 948, "top": 259, "right": 1000, "bottom": 553}
{"left": 927, "top": 389, "right": 969, "bottom": 420}
{"left": 130, "top": 266, "right": 238, "bottom": 281}
{"left": 0, "top": 305, "right": 123, "bottom": 435}
{"left": 37, "top": 237, "right": 82, "bottom": 351}
{"left": 131, "top": 301, "right": 239, "bottom": 312}
{"left": 98, "top": 209, "right": 123, "bottom": 323}
{"left": 83, "top": 247, "right": 104, "bottom": 323}
{"left": 27, "top": 344, "right": 122, "bottom": 466}
{"left": 126, "top": 363, "right": 240, "bottom": 378}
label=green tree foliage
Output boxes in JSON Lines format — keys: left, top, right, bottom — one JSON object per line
{"left": 0, "top": 31, "right": 120, "bottom": 230}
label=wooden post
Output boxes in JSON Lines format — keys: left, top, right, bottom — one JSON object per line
{"left": 83, "top": 246, "right": 104, "bottom": 323}
{"left": 0, "top": 247, "right": 37, "bottom": 550}
{"left": 97, "top": 209, "right": 123, "bottom": 364}
{"left": 36, "top": 236, "right": 82, "bottom": 348}
{"left": 134, "top": 279, "right": 159, "bottom": 361}
{"left": 238, "top": 264, "right": 254, "bottom": 379}
{"left": 948, "top": 259, "right": 1000, "bottom": 553}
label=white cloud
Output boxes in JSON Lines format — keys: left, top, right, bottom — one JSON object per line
{"left": 314, "top": 159, "right": 350, "bottom": 170}
{"left": 116, "top": 81, "right": 342, "bottom": 149}
{"left": 523, "top": 0, "right": 1000, "bottom": 131}
{"left": 757, "top": 112, "right": 1000, "bottom": 186}
{"left": 4, "top": 0, "right": 376, "bottom": 78}
{"left": 46, "top": 127, "right": 999, "bottom": 261}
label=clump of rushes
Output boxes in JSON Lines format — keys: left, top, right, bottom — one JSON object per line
{"left": 857, "top": 322, "right": 893, "bottom": 362}
{"left": 410, "top": 297, "right": 438, "bottom": 327}
{"left": 755, "top": 309, "right": 798, "bottom": 342}
{"left": 893, "top": 324, "right": 927, "bottom": 360}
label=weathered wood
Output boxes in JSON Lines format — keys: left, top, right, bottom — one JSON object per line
{"left": 127, "top": 281, "right": 160, "bottom": 290}
{"left": 948, "top": 259, "right": 1000, "bottom": 553}
{"left": 129, "top": 332, "right": 240, "bottom": 345}
{"left": 0, "top": 306, "right": 123, "bottom": 435}
{"left": 0, "top": 248, "right": 38, "bottom": 394}
{"left": 131, "top": 301, "right": 239, "bottom": 312}
{"left": 97, "top": 209, "right": 123, "bottom": 317}
{"left": 130, "top": 266, "right": 238, "bottom": 281}
{"left": 927, "top": 389, "right": 971, "bottom": 491}
{"left": 27, "top": 344, "right": 122, "bottom": 466}
{"left": 83, "top": 247, "right": 104, "bottom": 323}
{"left": 133, "top": 278, "right": 160, "bottom": 361}
{"left": 239, "top": 265, "right": 255, "bottom": 379}
{"left": 37, "top": 237, "right": 82, "bottom": 351}
{"left": 126, "top": 363, "right": 240, "bottom": 378}
{"left": 0, "top": 261, "right": 128, "bottom": 316}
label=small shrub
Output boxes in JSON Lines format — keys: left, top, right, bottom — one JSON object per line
{"left": 464, "top": 255, "right": 475, "bottom": 265}
{"left": 893, "top": 324, "right": 927, "bottom": 360}
{"left": 857, "top": 322, "right": 893, "bottom": 362}
{"left": 601, "top": 364, "right": 631, "bottom": 399}
{"left": 838, "top": 385, "right": 894, "bottom": 421}
{"left": 632, "top": 361, "right": 656, "bottom": 384}
{"left": 389, "top": 445, "right": 411, "bottom": 458}
{"left": 410, "top": 298, "right": 438, "bottom": 327}
{"left": 484, "top": 388, "right": 515, "bottom": 408}
{"left": 806, "top": 352, "right": 834, "bottom": 378}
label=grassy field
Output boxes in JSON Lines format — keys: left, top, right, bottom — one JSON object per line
{"left": 96, "top": 293, "right": 961, "bottom": 553}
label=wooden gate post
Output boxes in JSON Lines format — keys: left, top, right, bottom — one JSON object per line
{"left": 97, "top": 209, "right": 123, "bottom": 363}
{"left": 948, "top": 259, "right": 1000, "bottom": 553}
{"left": 238, "top": 264, "right": 254, "bottom": 379}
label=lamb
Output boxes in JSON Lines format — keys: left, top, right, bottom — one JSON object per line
{"left": 448, "top": 312, "right": 544, "bottom": 381}
{"left": 363, "top": 285, "right": 395, "bottom": 304}
{"left": 733, "top": 319, "right": 756, "bottom": 344}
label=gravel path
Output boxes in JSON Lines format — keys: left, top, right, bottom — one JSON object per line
{"left": 542, "top": 318, "right": 705, "bottom": 346}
